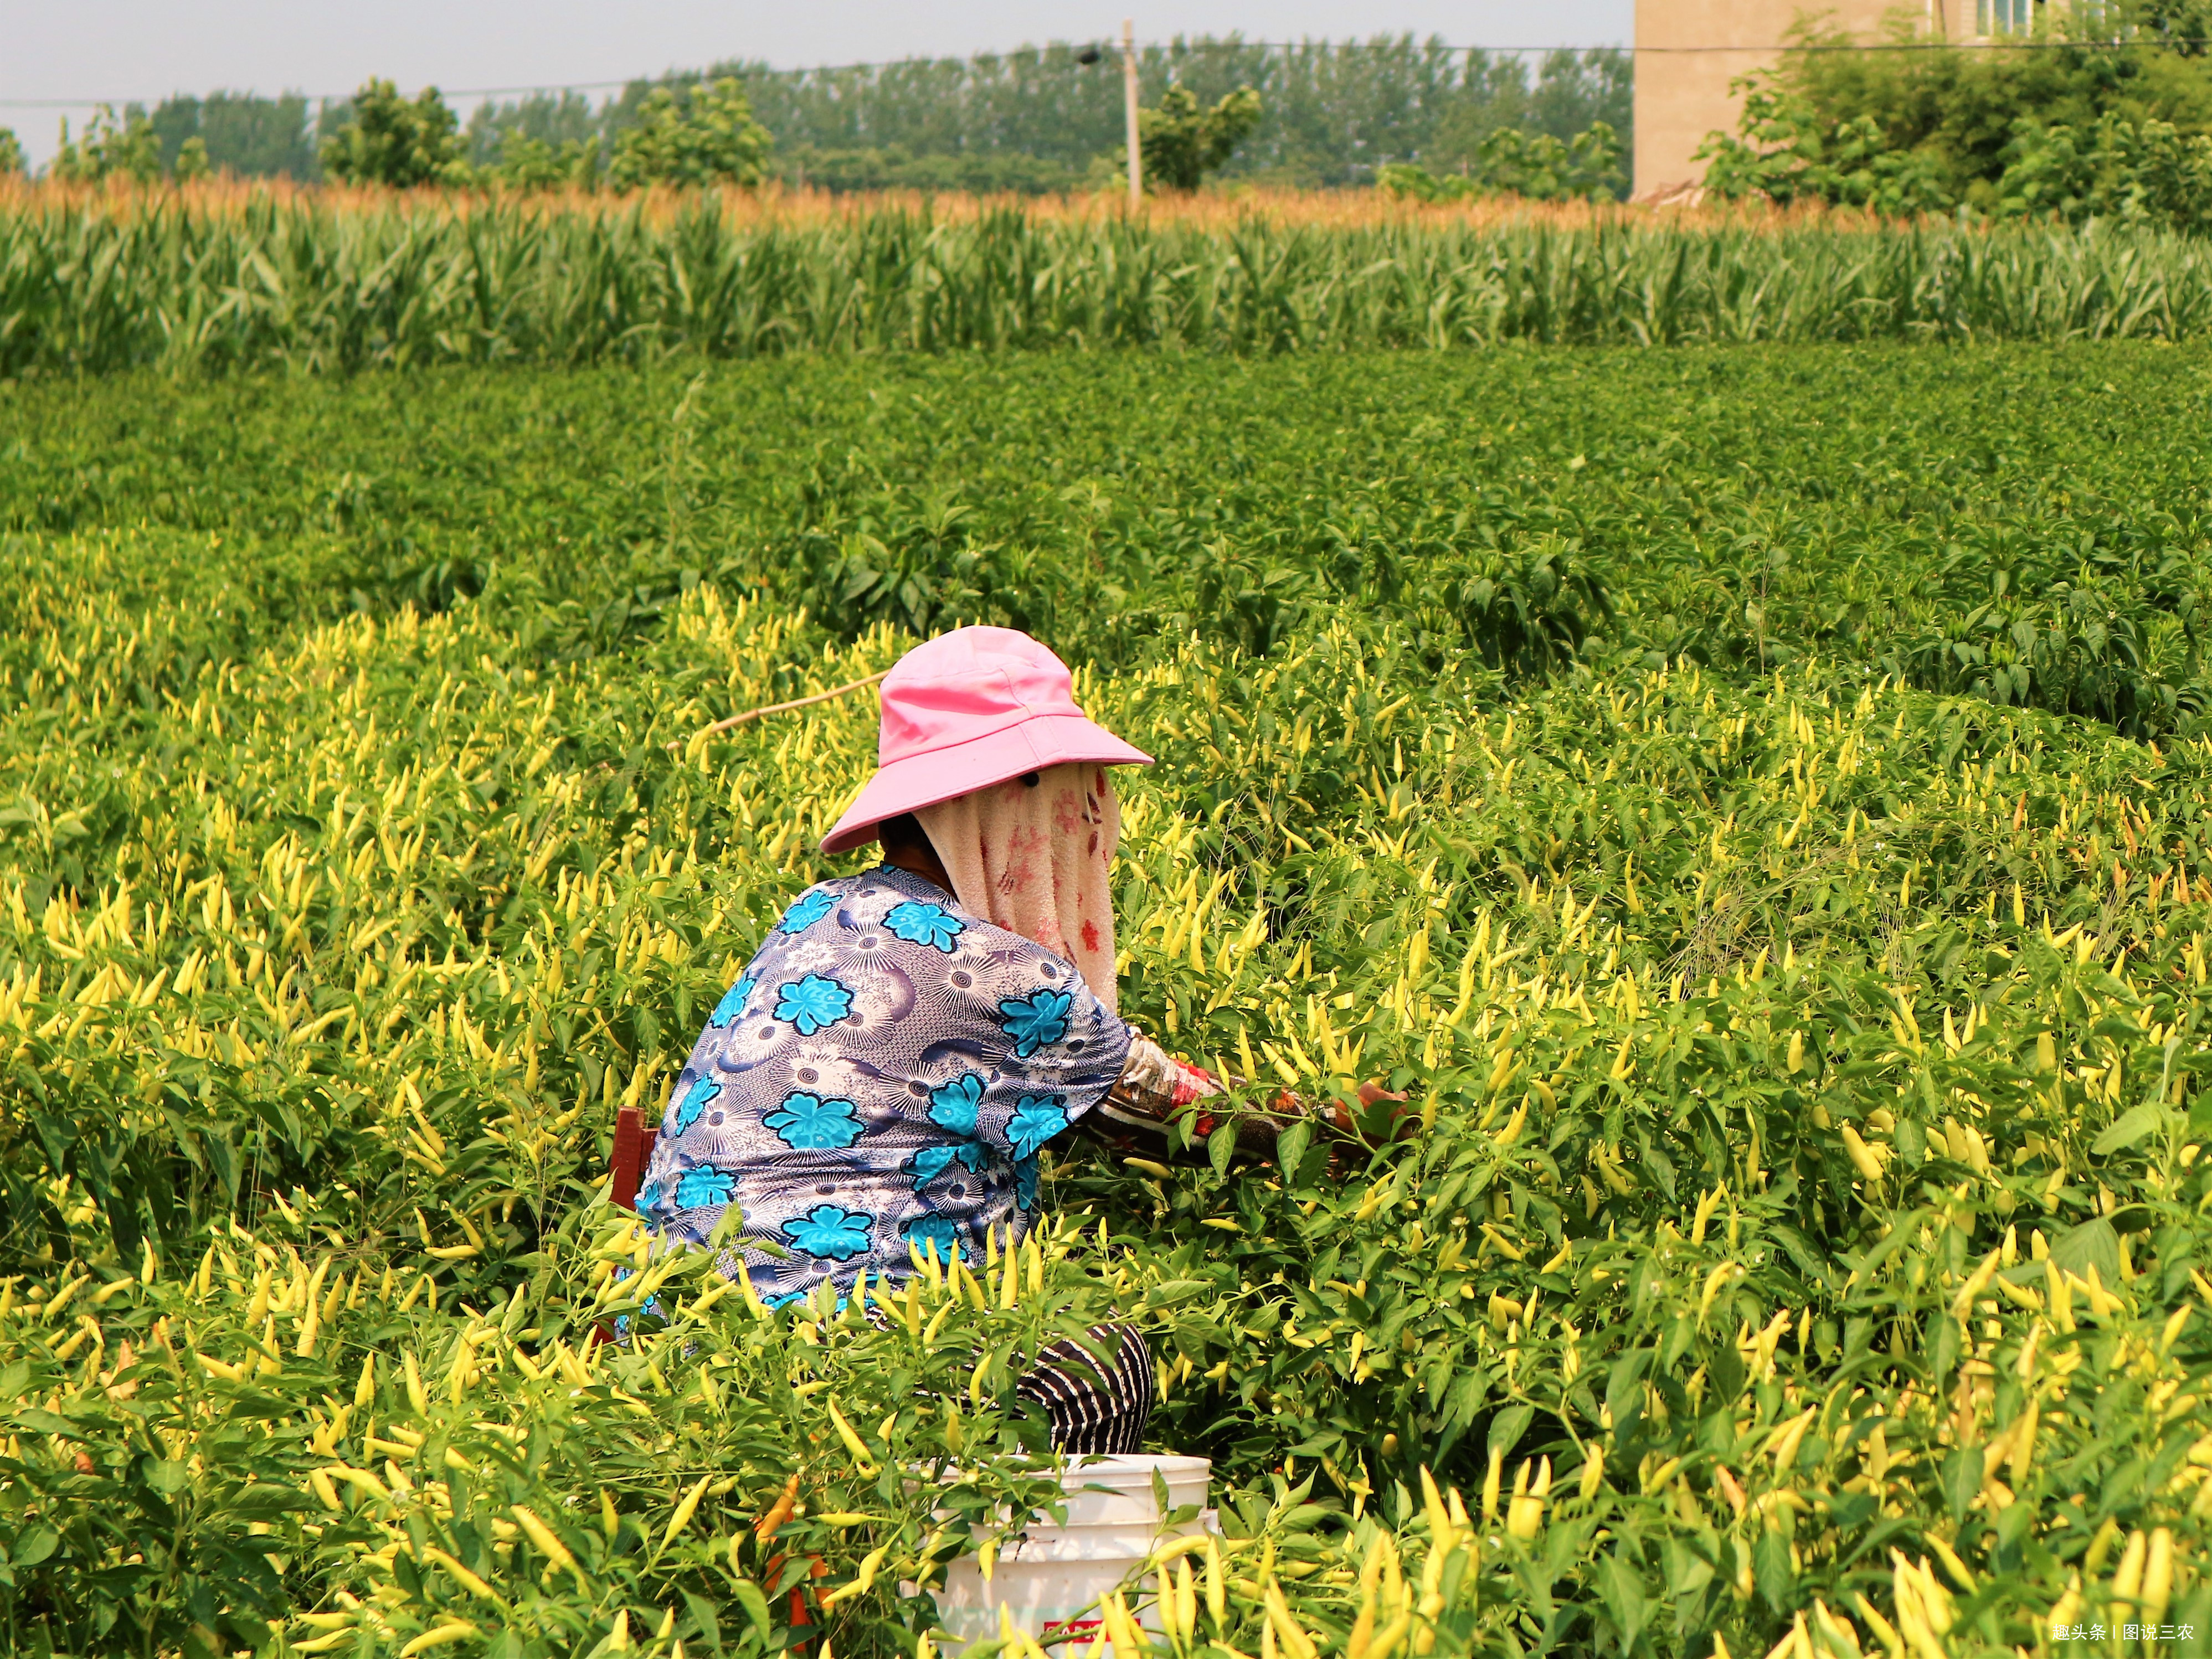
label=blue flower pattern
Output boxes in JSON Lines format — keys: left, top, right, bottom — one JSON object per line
{"left": 763, "top": 1091, "right": 864, "bottom": 1150}
{"left": 784, "top": 1204, "right": 873, "bottom": 1260}
{"left": 1007, "top": 1095, "right": 1071, "bottom": 1159}
{"left": 774, "top": 974, "right": 853, "bottom": 1035}
{"left": 928, "top": 1072, "right": 985, "bottom": 1136}
{"left": 668, "top": 1075, "right": 720, "bottom": 1135}
{"left": 637, "top": 866, "right": 1129, "bottom": 1306}
{"left": 779, "top": 888, "right": 838, "bottom": 935}
{"left": 903, "top": 1213, "right": 969, "bottom": 1265}
{"left": 883, "top": 901, "right": 966, "bottom": 952}
{"left": 674, "top": 1164, "right": 735, "bottom": 1210}
{"left": 709, "top": 976, "right": 756, "bottom": 1028}
{"left": 997, "top": 988, "right": 1075, "bottom": 1057}
{"left": 909, "top": 1141, "right": 987, "bottom": 1191}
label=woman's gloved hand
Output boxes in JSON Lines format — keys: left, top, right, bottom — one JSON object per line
{"left": 1119, "top": 1035, "right": 1220, "bottom": 1110}
{"left": 1093, "top": 1033, "right": 1420, "bottom": 1170}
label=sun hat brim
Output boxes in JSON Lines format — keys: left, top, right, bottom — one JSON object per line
{"left": 820, "top": 711, "right": 1152, "bottom": 855}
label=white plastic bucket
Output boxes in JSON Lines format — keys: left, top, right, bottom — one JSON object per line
{"left": 929, "top": 1455, "right": 1212, "bottom": 1649}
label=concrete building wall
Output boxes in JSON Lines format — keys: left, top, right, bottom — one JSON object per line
{"left": 1632, "top": 0, "right": 1942, "bottom": 198}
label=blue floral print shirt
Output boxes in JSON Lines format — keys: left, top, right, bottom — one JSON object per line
{"left": 638, "top": 865, "right": 1131, "bottom": 1306}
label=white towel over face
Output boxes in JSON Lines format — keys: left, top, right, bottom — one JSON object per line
{"left": 915, "top": 762, "right": 1122, "bottom": 1014}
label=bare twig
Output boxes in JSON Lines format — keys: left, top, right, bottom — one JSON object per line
{"left": 673, "top": 668, "right": 890, "bottom": 749}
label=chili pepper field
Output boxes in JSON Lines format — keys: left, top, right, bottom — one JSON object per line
{"left": 7, "top": 346, "right": 2212, "bottom": 1659}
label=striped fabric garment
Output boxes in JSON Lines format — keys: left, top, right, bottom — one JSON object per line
{"left": 1014, "top": 1322, "right": 1153, "bottom": 1456}
{"left": 851, "top": 1308, "right": 1151, "bottom": 1453}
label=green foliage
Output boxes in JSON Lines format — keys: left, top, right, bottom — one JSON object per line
{"left": 1697, "top": 82, "right": 1954, "bottom": 214}
{"left": 1135, "top": 85, "right": 1264, "bottom": 192}
{"left": 488, "top": 131, "right": 602, "bottom": 193}
{"left": 606, "top": 79, "right": 771, "bottom": 191}
{"left": 319, "top": 80, "right": 471, "bottom": 190}
{"left": 1470, "top": 122, "right": 1623, "bottom": 201}
{"left": 2129, "top": 0, "right": 2212, "bottom": 53}
{"left": 48, "top": 105, "right": 164, "bottom": 186}
{"left": 173, "top": 136, "right": 212, "bottom": 184}
{"left": 7, "top": 341, "right": 2212, "bottom": 733}
{"left": 1695, "top": 25, "right": 2212, "bottom": 223}
{"left": 464, "top": 90, "right": 600, "bottom": 174}
{"left": 1378, "top": 122, "right": 1622, "bottom": 204}
{"left": 16, "top": 351, "right": 2212, "bottom": 1652}
{"left": 0, "top": 129, "right": 20, "bottom": 178}
{"left": 1420, "top": 49, "right": 1635, "bottom": 181}
{"left": 1998, "top": 112, "right": 2212, "bottom": 229}
{"left": 146, "top": 90, "right": 317, "bottom": 181}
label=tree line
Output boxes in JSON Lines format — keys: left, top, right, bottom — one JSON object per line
{"left": 0, "top": 36, "right": 1631, "bottom": 194}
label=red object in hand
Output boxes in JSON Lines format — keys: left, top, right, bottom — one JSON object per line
{"left": 1362, "top": 1080, "right": 1424, "bottom": 1142}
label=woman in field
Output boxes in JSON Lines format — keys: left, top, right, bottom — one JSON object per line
{"left": 636, "top": 626, "right": 1256, "bottom": 1454}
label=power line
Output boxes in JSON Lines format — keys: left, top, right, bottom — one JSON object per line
{"left": 1, "top": 32, "right": 2200, "bottom": 112}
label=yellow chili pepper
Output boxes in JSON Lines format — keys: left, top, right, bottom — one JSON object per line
{"left": 826, "top": 1396, "right": 879, "bottom": 1472}
{"left": 512, "top": 1504, "right": 583, "bottom": 1581}
{"left": 661, "top": 1473, "right": 713, "bottom": 1551}
{"left": 397, "top": 1622, "right": 479, "bottom": 1656}
{"left": 420, "top": 1545, "right": 504, "bottom": 1605}
{"left": 820, "top": 1543, "right": 890, "bottom": 1608}
{"left": 1839, "top": 1125, "right": 1885, "bottom": 1183}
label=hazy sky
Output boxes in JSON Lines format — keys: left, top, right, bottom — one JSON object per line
{"left": 4, "top": 1, "right": 1633, "bottom": 166}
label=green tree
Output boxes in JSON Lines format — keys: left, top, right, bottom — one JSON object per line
{"left": 174, "top": 136, "right": 212, "bottom": 183}
{"left": 148, "top": 92, "right": 316, "bottom": 179}
{"left": 1134, "top": 84, "right": 1263, "bottom": 190}
{"left": 606, "top": 78, "right": 771, "bottom": 189}
{"left": 0, "top": 129, "right": 22, "bottom": 178}
{"left": 1425, "top": 49, "right": 1633, "bottom": 178}
{"left": 488, "top": 131, "right": 600, "bottom": 191}
{"left": 465, "top": 90, "right": 600, "bottom": 169}
{"left": 318, "top": 79, "right": 469, "bottom": 188}
{"left": 50, "top": 105, "right": 164, "bottom": 184}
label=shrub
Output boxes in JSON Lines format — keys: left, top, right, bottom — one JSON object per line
{"left": 1998, "top": 111, "right": 2212, "bottom": 230}
{"left": 1697, "top": 83, "right": 1953, "bottom": 213}
{"left": 490, "top": 131, "right": 602, "bottom": 192}
{"left": 1380, "top": 122, "right": 1623, "bottom": 203}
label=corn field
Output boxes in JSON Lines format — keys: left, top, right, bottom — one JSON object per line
{"left": 10, "top": 192, "right": 2212, "bottom": 372}
{"left": 8, "top": 328, "right": 2212, "bottom": 1658}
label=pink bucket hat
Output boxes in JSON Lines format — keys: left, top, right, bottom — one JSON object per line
{"left": 821, "top": 627, "right": 1151, "bottom": 855}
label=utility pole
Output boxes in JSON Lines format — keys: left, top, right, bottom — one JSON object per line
{"left": 1122, "top": 18, "right": 1142, "bottom": 212}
